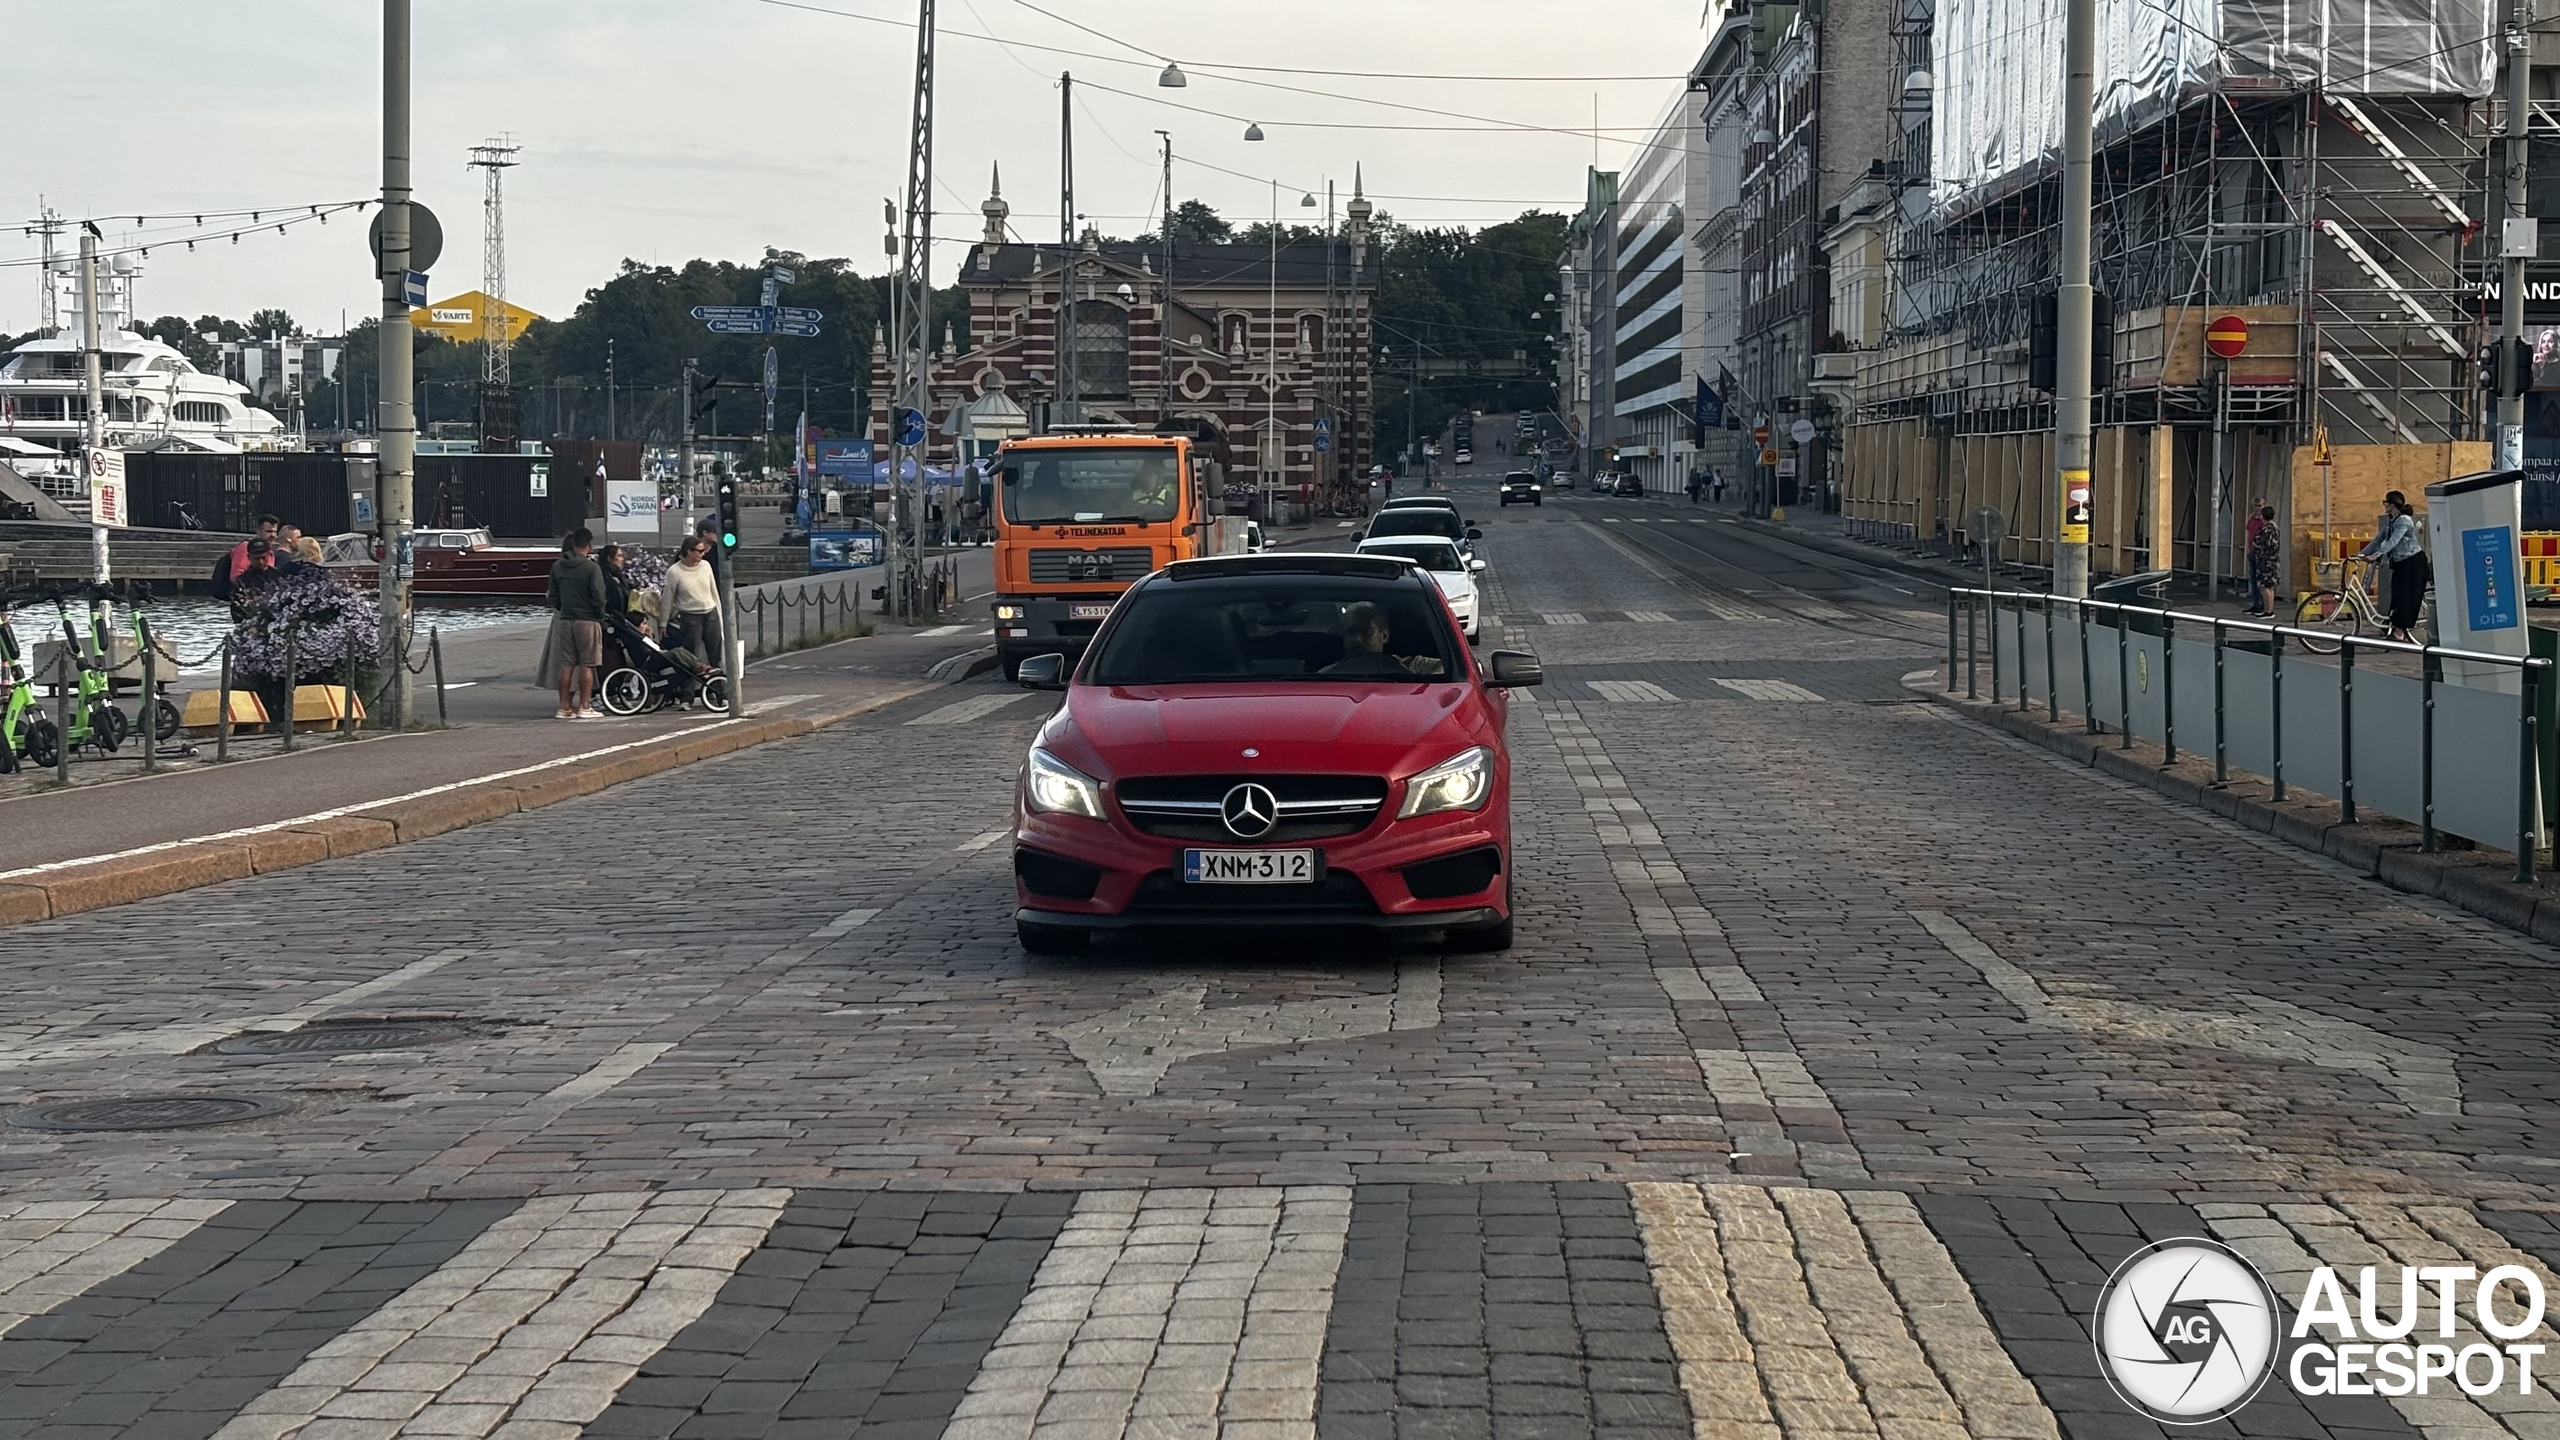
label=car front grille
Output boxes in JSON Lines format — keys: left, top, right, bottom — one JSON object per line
{"left": 1026, "top": 546, "right": 1154, "bottom": 585}
{"left": 1116, "top": 775, "right": 1389, "bottom": 842}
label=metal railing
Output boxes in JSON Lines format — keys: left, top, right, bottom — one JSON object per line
{"left": 736, "top": 576, "right": 869, "bottom": 660}
{"left": 1950, "top": 586, "right": 2552, "bottom": 882}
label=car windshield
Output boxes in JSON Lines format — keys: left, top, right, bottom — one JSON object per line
{"left": 1362, "top": 541, "right": 1464, "bottom": 572}
{"left": 1085, "top": 577, "right": 1462, "bottom": 684}
{"left": 1367, "top": 510, "right": 1464, "bottom": 541}
{"left": 1002, "top": 447, "right": 1182, "bottom": 525}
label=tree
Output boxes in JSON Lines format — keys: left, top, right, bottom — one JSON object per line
{"left": 1158, "top": 200, "right": 1232, "bottom": 246}
{"left": 1236, "top": 221, "right": 1325, "bottom": 247}
{"left": 1368, "top": 211, "right": 1569, "bottom": 459}
{"left": 249, "top": 308, "right": 297, "bottom": 338}
{"left": 140, "top": 316, "right": 221, "bottom": 370}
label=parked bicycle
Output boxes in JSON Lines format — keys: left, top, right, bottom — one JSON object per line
{"left": 2293, "top": 556, "right": 2389, "bottom": 655}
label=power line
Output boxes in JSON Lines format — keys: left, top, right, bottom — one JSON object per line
{"left": 0, "top": 200, "right": 374, "bottom": 270}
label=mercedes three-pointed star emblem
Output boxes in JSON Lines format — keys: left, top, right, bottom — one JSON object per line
{"left": 1220, "top": 782, "right": 1279, "bottom": 839}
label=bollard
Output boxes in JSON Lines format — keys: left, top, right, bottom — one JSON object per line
{"left": 52, "top": 649, "right": 71, "bottom": 783}
{"left": 756, "top": 596, "right": 766, "bottom": 657}
{"left": 431, "top": 628, "right": 448, "bottom": 726}
{"left": 2211, "top": 620, "right": 2226, "bottom": 785}
{"left": 138, "top": 612, "right": 158, "bottom": 775}
{"left": 281, "top": 626, "right": 298, "bottom": 753}
{"left": 2519, "top": 662, "right": 2542, "bottom": 884}
{"left": 338, "top": 651, "right": 357, "bottom": 737}
{"left": 2271, "top": 630, "right": 2287, "bottom": 801}
{"left": 1989, "top": 596, "right": 2002, "bottom": 703}
{"left": 2161, "top": 614, "right": 2177, "bottom": 765}
{"left": 215, "top": 638, "right": 233, "bottom": 763}
{"left": 819, "top": 587, "right": 830, "bottom": 642}
{"left": 2339, "top": 640, "right": 2356, "bottom": 825}
{"left": 2420, "top": 647, "right": 2437, "bottom": 853}
{"left": 2015, "top": 599, "right": 2030, "bottom": 713}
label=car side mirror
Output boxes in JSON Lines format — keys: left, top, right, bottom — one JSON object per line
{"left": 1469, "top": 558, "right": 1488, "bottom": 573}
{"left": 1485, "top": 650, "right": 1542, "bottom": 688}
{"left": 1016, "top": 653, "right": 1068, "bottom": 690}
{"left": 1464, "top": 526, "right": 1483, "bottom": 540}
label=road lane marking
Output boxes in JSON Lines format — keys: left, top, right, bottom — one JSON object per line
{"left": 810, "top": 904, "right": 880, "bottom": 939}
{"left": 1590, "top": 679, "right": 1679, "bottom": 702}
{"left": 0, "top": 950, "right": 468, "bottom": 1071}
{"left": 1915, "top": 909, "right": 2463, "bottom": 1114}
{"left": 1624, "top": 609, "right": 1675, "bottom": 622}
{"left": 1057, "top": 959, "right": 1441, "bottom": 1097}
{"left": 215, "top": 1189, "right": 788, "bottom": 1440}
{"left": 0, "top": 1199, "right": 233, "bottom": 1341}
{"left": 918, "top": 623, "right": 972, "bottom": 637}
{"left": 945, "top": 1187, "right": 1351, "bottom": 1437}
{"left": 908, "top": 692, "right": 1040, "bottom": 726}
{"left": 958, "top": 829, "right": 1012, "bottom": 852}
{"left": 1714, "top": 678, "right": 1826, "bottom": 702}
{"left": 540, "top": 1040, "right": 676, "bottom": 1105}
{"left": 1540, "top": 611, "right": 1587, "bottom": 625}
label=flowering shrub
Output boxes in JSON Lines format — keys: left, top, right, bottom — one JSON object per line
{"left": 621, "top": 548, "right": 671, "bottom": 595}
{"left": 231, "top": 566, "right": 382, "bottom": 681}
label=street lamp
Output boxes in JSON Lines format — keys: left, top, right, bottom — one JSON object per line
{"left": 1158, "top": 62, "right": 1188, "bottom": 87}
{"left": 1243, "top": 122, "right": 1265, "bottom": 141}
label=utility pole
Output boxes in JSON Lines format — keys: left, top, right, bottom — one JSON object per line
{"left": 1267, "top": 179, "right": 1279, "bottom": 517}
{"left": 1057, "top": 71, "right": 1078, "bottom": 427}
{"left": 606, "top": 337, "right": 616, "bottom": 442}
{"left": 680, "top": 357, "right": 697, "bottom": 543}
{"left": 2500, "top": 14, "right": 2532, "bottom": 470}
{"left": 1157, "top": 130, "right": 1173, "bottom": 332}
{"left": 2050, "top": 0, "right": 2095, "bottom": 597}
{"left": 378, "top": 0, "right": 417, "bottom": 728}
{"left": 80, "top": 229, "right": 107, "bottom": 588}
{"left": 892, "top": 0, "right": 937, "bottom": 619}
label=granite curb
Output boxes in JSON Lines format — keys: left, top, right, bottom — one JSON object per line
{"left": 1914, "top": 673, "right": 2560, "bottom": 946}
{"left": 0, "top": 685, "right": 934, "bottom": 929}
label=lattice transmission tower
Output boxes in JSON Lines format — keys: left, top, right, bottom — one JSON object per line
{"left": 468, "top": 138, "right": 522, "bottom": 450}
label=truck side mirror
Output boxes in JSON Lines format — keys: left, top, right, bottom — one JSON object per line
{"left": 999, "top": 466, "right": 1020, "bottom": 487}
{"left": 1205, "top": 493, "right": 1228, "bottom": 517}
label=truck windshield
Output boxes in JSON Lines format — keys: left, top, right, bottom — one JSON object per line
{"left": 1003, "top": 448, "right": 1182, "bottom": 525}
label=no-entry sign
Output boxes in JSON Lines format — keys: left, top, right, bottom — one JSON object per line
{"left": 2205, "top": 314, "right": 2250, "bottom": 359}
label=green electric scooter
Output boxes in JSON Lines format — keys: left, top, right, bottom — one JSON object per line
{"left": 0, "top": 595, "right": 60, "bottom": 771}
{"left": 45, "top": 587, "right": 128, "bottom": 756}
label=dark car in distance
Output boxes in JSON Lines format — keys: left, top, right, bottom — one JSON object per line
{"left": 1611, "top": 473, "right": 1646, "bottom": 498}
{"left": 1007, "top": 553, "right": 1542, "bottom": 953}
{"left": 1499, "top": 471, "right": 1541, "bottom": 507}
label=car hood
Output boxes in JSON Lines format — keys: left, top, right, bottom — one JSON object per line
{"left": 1050, "top": 682, "right": 1490, "bottom": 779}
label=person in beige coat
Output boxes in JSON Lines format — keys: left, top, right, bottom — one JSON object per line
{"left": 659, "top": 535, "right": 724, "bottom": 670}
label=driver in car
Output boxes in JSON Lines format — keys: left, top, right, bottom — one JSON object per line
{"left": 1322, "top": 603, "right": 1442, "bottom": 677}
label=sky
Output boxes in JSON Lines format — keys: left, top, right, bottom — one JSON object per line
{"left": 2, "top": 0, "right": 1705, "bottom": 345}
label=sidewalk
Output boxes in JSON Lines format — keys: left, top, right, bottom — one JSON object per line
{"left": 0, "top": 611, "right": 998, "bottom": 880}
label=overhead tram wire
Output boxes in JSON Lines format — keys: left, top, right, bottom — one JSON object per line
{"left": 0, "top": 199, "right": 374, "bottom": 269}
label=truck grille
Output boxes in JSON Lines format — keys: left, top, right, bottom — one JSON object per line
{"left": 1116, "top": 775, "right": 1389, "bottom": 842}
{"left": 1027, "top": 546, "right": 1155, "bottom": 585}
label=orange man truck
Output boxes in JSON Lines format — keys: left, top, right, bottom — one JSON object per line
{"left": 990, "top": 424, "right": 1243, "bottom": 679}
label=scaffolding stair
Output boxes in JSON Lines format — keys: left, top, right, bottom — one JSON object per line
{"left": 2327, "top": 97, "right": 2472, "bottom": 231}
{"left": 2315, "top": 218, "right": 2467, "bottom": 358}
{"left": 2316, "top": 349, "right": 2423, "bottom": 444}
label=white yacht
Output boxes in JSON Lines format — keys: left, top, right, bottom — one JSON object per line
{"left": 0, "top": 253, "right": 287, "bottom": 507}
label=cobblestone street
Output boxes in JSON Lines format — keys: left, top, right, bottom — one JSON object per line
{"left": 0, "top": 490, "right": 2553, "bottom": 1439}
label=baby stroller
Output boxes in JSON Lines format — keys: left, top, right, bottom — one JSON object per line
{"left": 596, "top": 614, "right": 731, "bottom": 716}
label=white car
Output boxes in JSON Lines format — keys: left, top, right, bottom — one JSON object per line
{"left": 1355, "top": 535, "right": 1486, "bottom": 642}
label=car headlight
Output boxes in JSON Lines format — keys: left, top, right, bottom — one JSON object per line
{"left": 1023, "top": 747, "right": 1105, "bottom": 819}
{"left": 994, "top": 603, "right": 1025, "bottom": 620}
{"left": 1397, "top": 746, "right": 1495, "bottom": 819}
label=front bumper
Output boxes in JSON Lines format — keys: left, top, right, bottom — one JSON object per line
{"left": 993, "top": 597, "right": 1119, "bottom": 658}
{"left": 1014, "top": 802, "right": 1508, "bottom": 930}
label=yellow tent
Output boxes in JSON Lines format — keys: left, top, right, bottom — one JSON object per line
{"left": 410, "top": 290, "right": 542, "bottom": 345}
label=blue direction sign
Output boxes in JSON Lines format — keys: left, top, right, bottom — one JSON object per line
{"left": 1313, "top": 416, "right": 1333, "bottom": 454}
{"left": 401, "top": 270, "right": 429, "bottom": 308}
{"left": 775, "top": 305, "right": 823, "bottom": 338}
{"left": 692, "top": 304, "right": 772, "bottom": 334}
{"left": 894, "top": 408, "right": 927, "bottom": 448}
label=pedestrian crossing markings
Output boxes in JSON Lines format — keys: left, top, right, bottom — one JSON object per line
{"left": 1589, "top": 680, "right": 1680, "bottom": 703}
{"left": 1714, "top": 677, "right": 1827, "bottom": 702}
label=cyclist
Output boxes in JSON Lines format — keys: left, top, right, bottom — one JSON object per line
{"left": 2355, "top": 491, "right": 2428, "bottom": 642}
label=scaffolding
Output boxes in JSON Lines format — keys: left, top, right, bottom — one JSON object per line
{"left": 1848, "top": 0, "right": 2498, "bottom": 578}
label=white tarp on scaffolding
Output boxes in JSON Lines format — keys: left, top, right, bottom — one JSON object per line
{"left": 1932, "top": 0, "right": 2495, "bottom": 209}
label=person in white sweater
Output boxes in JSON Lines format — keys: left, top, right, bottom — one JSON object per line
{"left": 660, "top": 537, "right": 725, "bottom": 669}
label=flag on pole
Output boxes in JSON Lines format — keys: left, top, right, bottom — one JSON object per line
{"left": 793, "top": 409, "right": 811, "bottom": 528}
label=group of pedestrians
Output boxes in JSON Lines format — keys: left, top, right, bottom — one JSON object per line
{"left": 540, "top": 523, "right": 727, "bottom": 721}
{"left": 1686, "top": 468, "right": 1728, "bottom": 505}
{"left": 209, "top": 513, "right": 326, "bottom": 617}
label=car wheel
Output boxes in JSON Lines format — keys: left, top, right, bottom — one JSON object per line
{"left": 1017, "top": 918, "right": 1088, "bottom": 954}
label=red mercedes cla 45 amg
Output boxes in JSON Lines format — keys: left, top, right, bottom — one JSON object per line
{"left": 1008, "top": 553, "right": 1543, "bottom": 953}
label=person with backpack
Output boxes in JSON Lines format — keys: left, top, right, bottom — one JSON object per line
{"left": 213, "top": 514, "right": 282, "bottom": 599}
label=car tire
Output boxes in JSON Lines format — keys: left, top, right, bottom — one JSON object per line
{"left": 1017, "top": 918, "right": 1088, "bottom": 954}
{"left": 1533, "top": 498, "right": 1542, "bottom": 507}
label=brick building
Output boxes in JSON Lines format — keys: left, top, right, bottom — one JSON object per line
{"left": 870, "top": 174, "right": 1379, "bottom": 508}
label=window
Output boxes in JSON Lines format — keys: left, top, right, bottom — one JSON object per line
{"left": 1002, "top": 446, "right": 1182, "bottom": 525}
{"left": 1087, "top": 578, "right": 1461, "bottom": 684}
{"left": 174, "top": 401, "right": 230, "bottom": 425}
{"left": 1071, "top": 300, "right": 1129, "bottom": 399}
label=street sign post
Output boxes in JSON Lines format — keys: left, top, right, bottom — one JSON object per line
{"left": 401, "top": 271, "right": 429, "bottom": 308}
{"left": 85, "top": 448, "right": 126, "bottom": 529}
{"left": 368, "top": 202, "right": 443, "bottom": 274}
{"left": 895, "top": 408, "right": 927, "bottom": 448}
{"left": 775, "top": 305, "right": 823, "bottom": 337}
{"left": 1313, "top": 416, "right": 1333, "bottom": 454}
{"left": 2205, "top": 314, "right": 2250, "bottom": 359}
{"left": 1790, "top": 419, "right": 1816, "bottom": 445}
{"left": 691, "top": 305, "right": 773, "bottom": 335}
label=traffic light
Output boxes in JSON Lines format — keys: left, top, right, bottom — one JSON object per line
{"left": 2483, "top": 337, "right": 2534, "bottom": 398}
{"left": 715, "top": 477, "right": 741, "bottom": 550}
